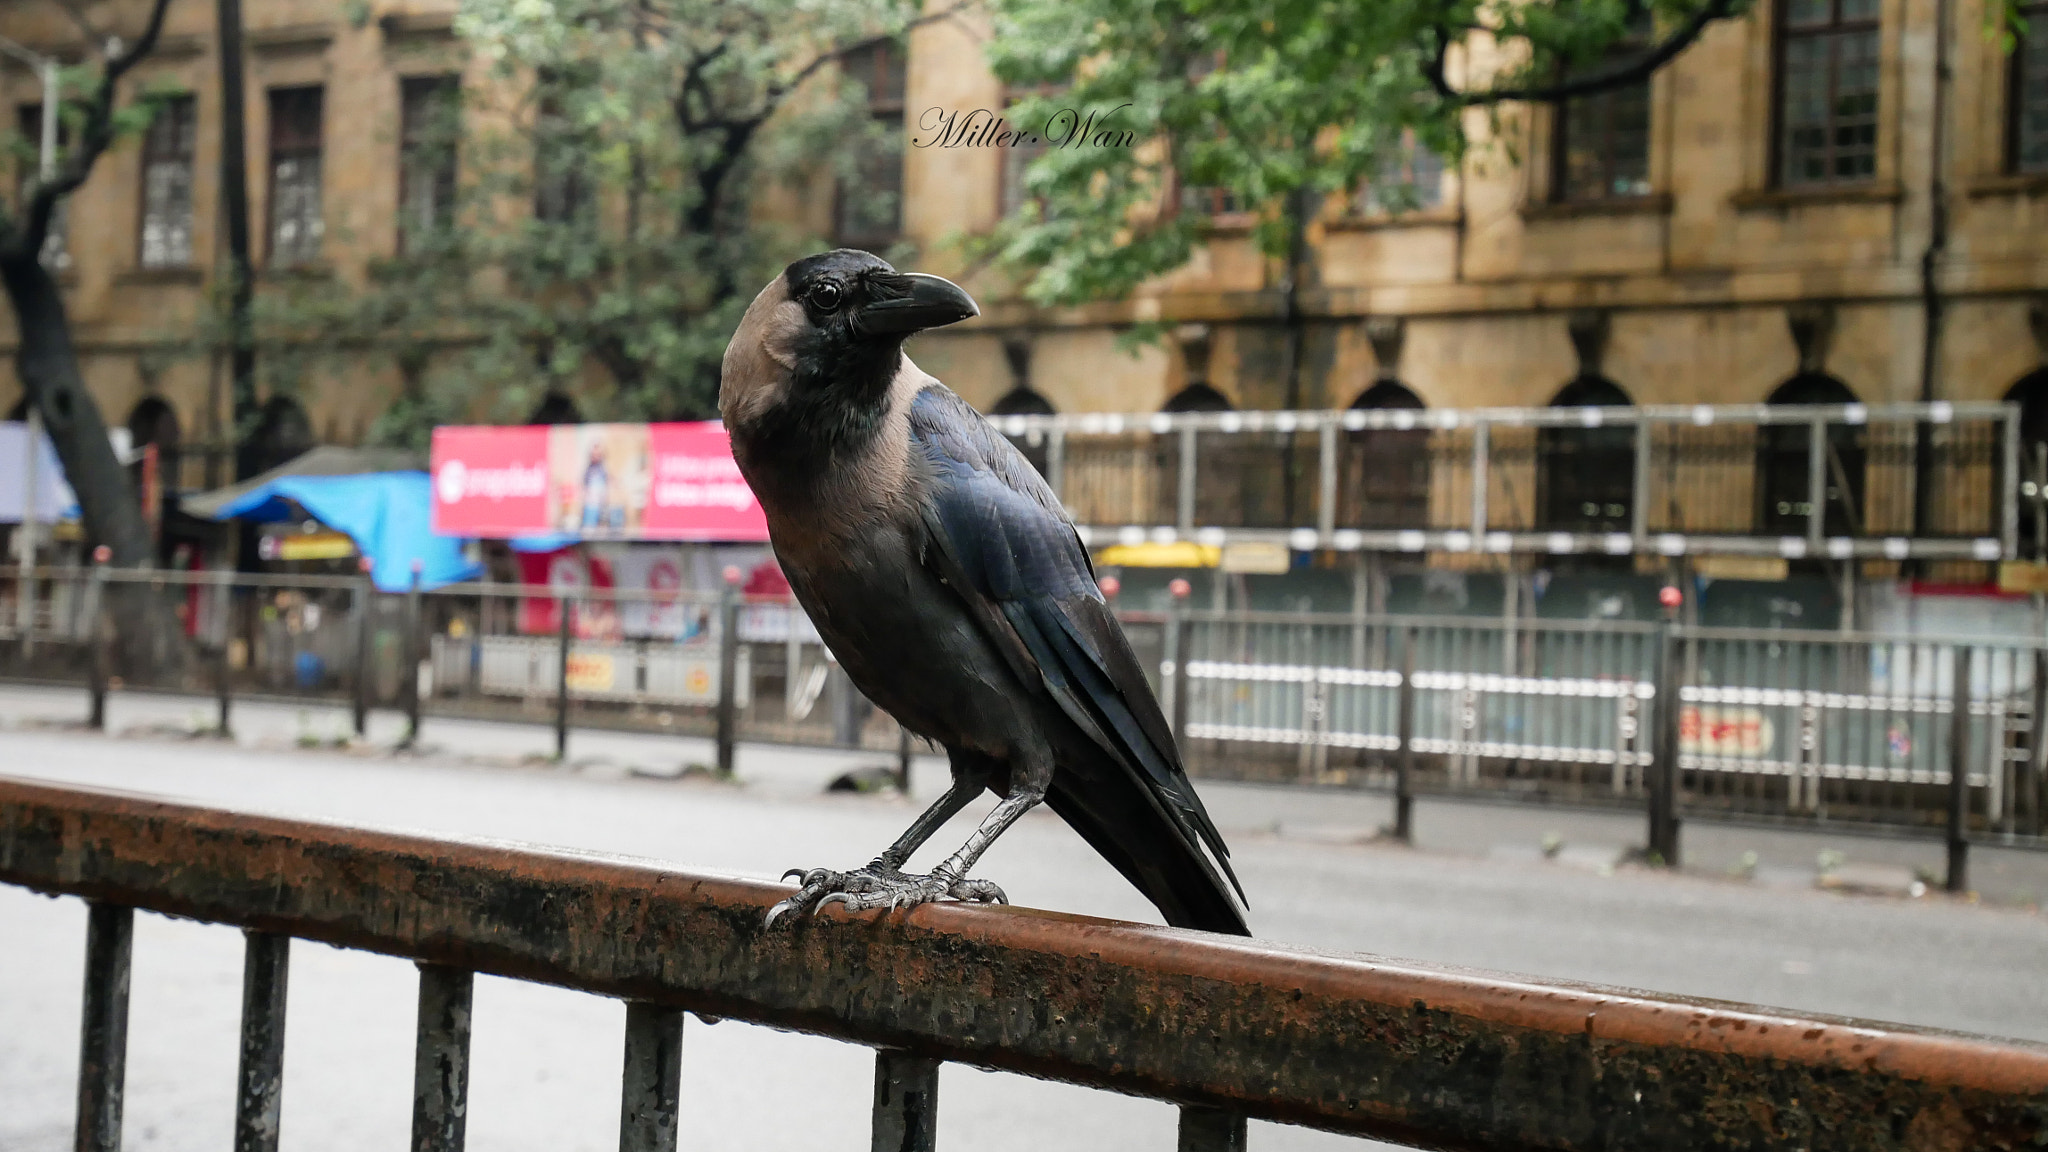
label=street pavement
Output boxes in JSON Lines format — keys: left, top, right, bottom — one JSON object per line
{"left": 2, "top": 685, "right": 2046, "bottom": 1152}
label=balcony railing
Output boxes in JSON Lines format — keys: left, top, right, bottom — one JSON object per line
{"left": 5, "top": 776, "right": 2047, "bottom": 1152}
{"left": 991, "top": 401, "right": 2022, "bottom": 560}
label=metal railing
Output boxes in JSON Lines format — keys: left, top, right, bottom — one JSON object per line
{"left": 8, "top": 567, "right": 2046, "bottom": 883}
{"left": 4, "top": 775, "right": 2045, "bottom": 1152}
{"left": 992, "top": 401, "right": 2020, "bottom": 560}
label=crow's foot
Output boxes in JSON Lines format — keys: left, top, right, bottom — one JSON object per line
{"left": 763, "top": 864, "right": 1006, "bottom": 927}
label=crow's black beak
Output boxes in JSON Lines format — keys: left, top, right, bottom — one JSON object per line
{"left": 859, "top": 273, "right": 979, "bottom": 336}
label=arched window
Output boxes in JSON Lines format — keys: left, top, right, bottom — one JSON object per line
{"left": 1757, "top": 373, "right": 1864, "bottom": 537}
{"left": 2007, "top": 368, "right": 2048, "bottom": 556}
{"left": 1538, "top": 375, "right": 1634, "bottom": 532}
{"left": 528, "top": 392, "right": 582, "bottom": 425}
{"left": 1160, "top": 383, "right": 1234, "bottom": 413}
{"left": 1342, "top": 380, "right": 1429, "bottom": 529}
{"left": 243, "top": 395, "right": 315, "bottom": 477}
{"left": 127, "top": 396, "right": 181, "bottom": 498}
{"left": 989, "top": 386, "right": 1055, "bottom": 476}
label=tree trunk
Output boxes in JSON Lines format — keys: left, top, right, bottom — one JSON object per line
{"left": 2, "top": 252, "right": 187, "bottom": 672}
{"left": 2, "top": 255, "right": 149, "bottom": 565}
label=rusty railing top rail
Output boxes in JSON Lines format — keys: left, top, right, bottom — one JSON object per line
{"left": 2, "top": 775, "right": 2043, "bottom": 1151}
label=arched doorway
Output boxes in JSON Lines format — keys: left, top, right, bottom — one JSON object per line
{"left": 1538, "top": 375, "right": 1634, "bottom": 532}
{"left": 1342, "top": 379, "right": 1429, "bottom": 529}
{"left": 127, "top": 396, "right": 181, "bottom": 492}
{"left": 1757, "top": 373, "right": 1864, "bottom": 537}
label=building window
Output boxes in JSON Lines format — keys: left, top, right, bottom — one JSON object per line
{"left": 1538, "top": 376, "right": 1635, "bottom": 532}
{"left": 2010, "top": 0, "right": 2048, "bottom": 173}
{"left": 835, "top": 41, "right": 905, "bottom": 248}
{"left": 398, "top": 76, "right": 460, "bottom": 253}
{"left": 17, "top": 104, "right": 69, "bottom": 270}
{"left": 139, "top": 94, "right": 196, "bottom": 268}
{"left": 1776, "top": 0, "right": 1880, "bottom": 187}
{"left": 2008, "top": 368, "right": 2048, "bottom": 557}
{"left": 1357, "top": 130, "right": 1445, "bottom": 215}
{"left": 533, "top": 76, "right": 587, "bottom": 224}
{"left": 999, "top": 86, "right": 1055, "bottom": 218}
{"left": 267, "top": 86, "right": 325, "bottom": 265}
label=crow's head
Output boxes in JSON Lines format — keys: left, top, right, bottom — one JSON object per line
{"left": 721, "top": 249, "right": 977, "bottom": 434}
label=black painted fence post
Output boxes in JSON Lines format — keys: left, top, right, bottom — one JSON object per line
{"left": 1948, "top": 645, "right": 1972, "bottom": 894}
{"left": 352, "top": 564, "right": 373, "bottom": 738}
{"left": 234, "top": 932, "right": 290, "bottom": 1152}
{"left": 871, "top": 1050, "right": 939, "bottom": 1152}
{"left": 402, "top": 563, "right": 423, "bottom": 748}
{"left": 1177, "top": 1105, "right": 1247, "bottom": 1152}
{"left": 716, "top": 573, "right": 741, "bottom": 778}
{"left": 75, "top": 902, "right": 133, "bottom": 1152}
{"left": 619, "top": 1004, "right": 684, "bottom": 1152}
{"left": 86, "top": 550, "right": 108, "bottom": 730}
{"left": 1648, "top": 624, "right": 1683, "bottom": 868}
{"left": 411, "top": 964, "right": 472, "bottom": 1152}
{"left": 1394, "top": 624, "right": 1417, "bottom": 843}
{"left": 555, "top": 590, "right": 572, "bottom": 761}
{"left": 214, "top": 576, "right": 233, "bottom": 737}
{"left": 897, "top": 726, "right": 914, "bottom": 795}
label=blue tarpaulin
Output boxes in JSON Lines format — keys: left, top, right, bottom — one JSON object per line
{"left": 201, "top": 471, "right": 482, "bottom": 592}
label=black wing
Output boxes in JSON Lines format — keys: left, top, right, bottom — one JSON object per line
{"left": 907, "top": 384, "right": 1248, "bottom": 934}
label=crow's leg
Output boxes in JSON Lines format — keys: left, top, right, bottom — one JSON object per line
{"left": 765, "top": 752, "right": 994, "bottom": 926}
{"left": 802, "top": 748, "right": 1052, "bottom": 917}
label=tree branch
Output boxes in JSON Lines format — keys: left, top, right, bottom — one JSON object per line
{"left": 761, "top": 1, "right": 971, "bottom": 109}
{"left": 1422, "top": 0, "right": 1738, "bottom": 105}
{"left": 7, "top": 0, "right": 174, "bottom": 263}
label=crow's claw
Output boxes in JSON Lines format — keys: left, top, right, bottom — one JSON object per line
{"left": 762, "top": 863, "right": 1008, "bottom": 925}
{"left": 948, "top": 877, "right": 1007, "bottom": 904}
{"left": 780, "top": 868, "right": 808, "bottom": 884}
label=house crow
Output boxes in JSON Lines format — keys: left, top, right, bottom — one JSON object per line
{"left": 721, "top": 249, "right": 1249, "bottom": 936}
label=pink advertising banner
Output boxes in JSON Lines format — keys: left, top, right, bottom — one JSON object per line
{"left": 431, "top": 422, "right": 768, "bottom": 542}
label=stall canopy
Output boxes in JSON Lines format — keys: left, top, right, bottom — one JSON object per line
{"left": 182, "top": 447, "right": 481, "bottom": 591}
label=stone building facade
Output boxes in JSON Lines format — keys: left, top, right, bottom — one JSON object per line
{"left": 0, "top": 0, "right": 2043, "bottom": 504}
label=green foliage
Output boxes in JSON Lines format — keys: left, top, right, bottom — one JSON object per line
{"left": 982, "top": 0, "right": 1746, "bottom": 310}
{"left": 232, "top": 0, "right": 924, "bottom": 447}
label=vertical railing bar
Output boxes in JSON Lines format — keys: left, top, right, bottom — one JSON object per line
{"left": 1632, "top": 413, "right": 1652, "bottom": 548}
{"left": 411, "top": 963, "right": 474, "bottom": 1152}
{"left": 234, "top": 931, "right": 291, "bottom": 1152}
{"left": 1177, "top": 1105, "right": 1248, "bottom": 1152}
{"left": 2003, "top": 402, "right": 2021, "bottom": 558}
{"left": 1317, "top": 420, "right": 1337, "bottom": 541}
{"left": 1470, "top": 419, "right": 1490, "bottom": 541}
{"left": 1047, "top": 427, "right": 1066, "bottom": 502}
{"left": 618, "top": 1003, "right": 684, "bottom": 1152}
{"left": 1178, "top": 424, "right": 1197, "bottom": 533}
{"left": 1808, "top": 418, "right": 1827, "bottom": 550}
{"left": 871, "top": 1050, "right": 940, "bottom": 1152}
{"left": 75, "top": 901, "right": 134, "bottom": 1152}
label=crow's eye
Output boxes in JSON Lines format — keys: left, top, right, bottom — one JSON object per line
{"left": 809, "top": 283, "right": 842, "bottom": 311}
